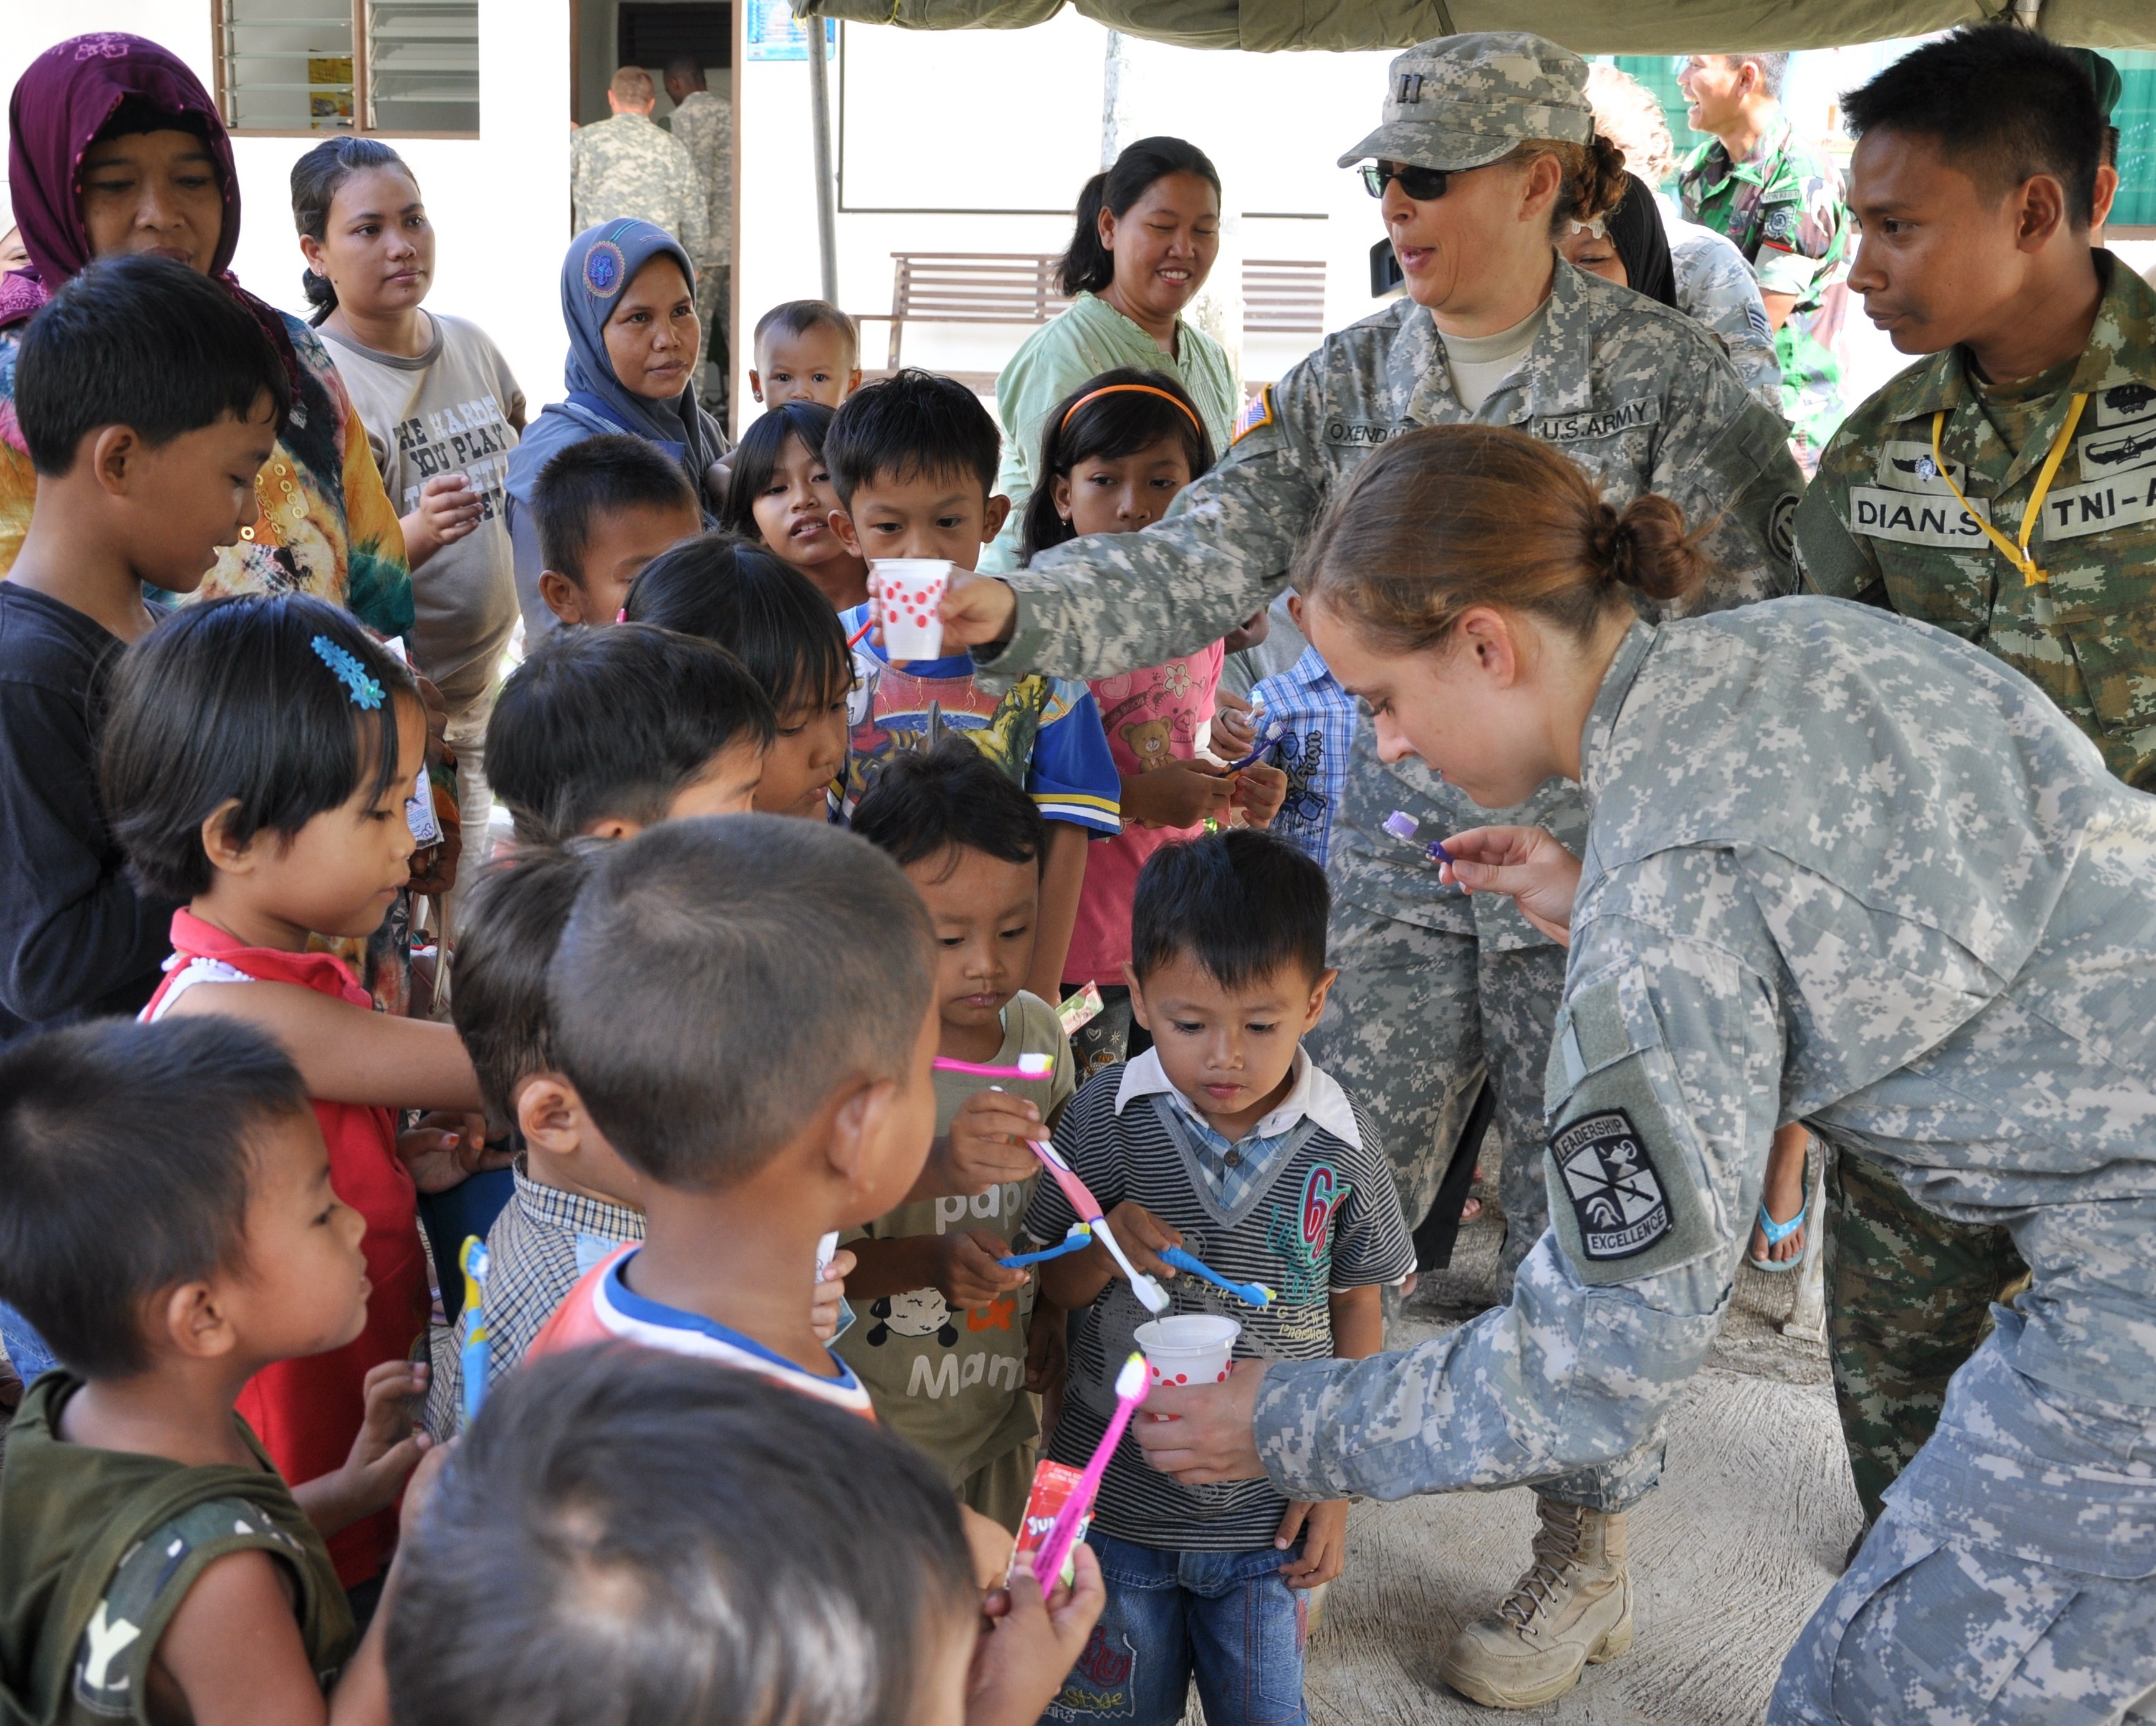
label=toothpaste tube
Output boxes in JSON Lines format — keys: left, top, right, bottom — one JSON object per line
{"left": 1010, "top": 1459, "right": 1095, "bottom": 1589}
{"left": 1056, "top": 980, "right": 1105, "bottom": 1035}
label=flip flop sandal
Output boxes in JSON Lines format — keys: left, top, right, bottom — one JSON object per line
{"left": 1748, "top": 1200, "right": 1806, "bottom": 1273}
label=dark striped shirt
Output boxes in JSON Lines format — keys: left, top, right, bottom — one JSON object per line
{"left": 1025, "top": 1058, "right": 1414, "bottom": 1551}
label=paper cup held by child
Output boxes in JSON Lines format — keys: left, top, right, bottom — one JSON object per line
{"left": 874, "top": 559, "right": 954, "bottom": 661}
{"left": 1135, "top": 1313, "right": 1240, "bottom": 1393}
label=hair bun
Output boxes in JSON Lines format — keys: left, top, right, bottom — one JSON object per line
{"left": 1602, "top": 492, "right": 1706, "bottom": 603}
{"left": 1586, "top": 499, "right": 1625, "bottom": 583}
{"left": 1581, "top": 132, "right": 1632, "bottom": 227}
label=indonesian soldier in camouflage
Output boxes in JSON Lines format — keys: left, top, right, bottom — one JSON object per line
{"left": 971, "top": 32, "right": 1803, "bottom": 1709}
{"left": 571, "top": 65, "right": 709, "bottom": 261}
{"left": 1799, "top": 251, "right": 2156, "bottom": 789}
{"left": 1182, "top": 599, "right": 2156, "bottom": 1724}
{"left": 1795, "top": 31, "right": 2155, "bottom": 1548}
{"left": 1677, "top": 53, "right": 1852, "bottom": 456}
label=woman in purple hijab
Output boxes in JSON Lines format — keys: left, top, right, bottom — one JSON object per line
{"left": 0, "top": 33, "right": 412, "bottom": 642}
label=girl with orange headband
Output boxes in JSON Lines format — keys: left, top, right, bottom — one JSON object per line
{"left": 1021, "top": 368, "right": 1286, "bottom": 1074}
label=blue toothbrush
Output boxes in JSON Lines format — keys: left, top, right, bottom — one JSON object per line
{"left": 1220, "top": 717, "right": 1286, "bottom": 774}
{"left": 458, "top": 1237, "right": 491, "bottom": 1426}
{"left": 1159, "top": 1245, "right": 1275, "bottom": 1306}
{"left": 1000, "top": 1223, "right": 1093, "bottom": 1268}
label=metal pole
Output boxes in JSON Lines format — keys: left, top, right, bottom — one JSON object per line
{"left": 1101, "top": 29, "right": 1128, "bottom": 169}
{"left": 805, "top": 9, "right": 839, "bottom": 304}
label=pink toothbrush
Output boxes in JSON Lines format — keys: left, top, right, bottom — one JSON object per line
{"left": 1027, "top": 1140, "right": 1169, "bottom": 1313}
{"left": 1033, "top": 1351, "right": 1149, "bottom": 1589}
{"left": 946, "top": 1062, "right": 1167, "bottom": 1313}
{"left": 934, "top": 1052, "right": 1055, "bottom": 1080}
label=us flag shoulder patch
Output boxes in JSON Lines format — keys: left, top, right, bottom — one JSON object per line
{"left": 1232, "top": 386, "right": 1275, "bottom": 444}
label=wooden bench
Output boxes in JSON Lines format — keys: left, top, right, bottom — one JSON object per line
{"left": 854, "top": 253, "right": 1071, "bottom": 392}
{"left": 853, "top": 252, "right": 1328, "bottom": 393}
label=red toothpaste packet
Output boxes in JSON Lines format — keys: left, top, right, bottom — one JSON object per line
{"left": 1010, "top": 1458, "right": 1095, "bottom": 1588}
{"left": 1056, "top": 980, "right": 1105, "bottom": 1035}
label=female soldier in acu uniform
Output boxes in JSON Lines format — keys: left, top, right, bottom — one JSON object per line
{"left": 928, "top": 33, "right": 1803, "bottom": 1707}
{"left": 1139, "top": 424, "right": 2156, "bottom": 1726}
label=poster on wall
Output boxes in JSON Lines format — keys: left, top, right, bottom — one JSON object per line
{"left": 746, "top": 0, "right": 835, "bottom": 60}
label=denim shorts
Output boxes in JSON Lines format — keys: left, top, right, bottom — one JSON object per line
{"left": 1047, "top": 1530, "right": 1308, "bottom": 1726}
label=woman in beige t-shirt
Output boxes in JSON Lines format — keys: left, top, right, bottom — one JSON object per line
{"left": 294, "top": 138, "right": 526, "bottom": 899}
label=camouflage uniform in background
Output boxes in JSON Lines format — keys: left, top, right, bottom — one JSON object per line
{"left": 994, "top": 252, "right": 1803, "bottom": 1313}
{"left": 1313, "top": 725, "right": 1580, "bottom": 1283}
{"left": 1667, "top": 213, "right": 1784, "bottom": 415}
{"left": 1799, "top": 251, "right": 2156, "bottom": 1533}
{"left": 570, "top": 112, "right": 709, "bottom": 261}
{"left": 1680, "top": 111, "right": 1852, "bottom": 453}
{"left": 668, "top": 87, "right": 732, "bottom": 403}
{"left": 1249, "top": 601, "right": 2156, "bottom": 1724}
{"left": 1823, "top": 1150, "right": 2028, "bottom": 1528}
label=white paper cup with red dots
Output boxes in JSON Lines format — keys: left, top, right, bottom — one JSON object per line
{"left": 874, "top": 558, "right": 954, "bottom": 661}
{"left": 1135, "top": 1314, "right": 1240, "bottom": 1406}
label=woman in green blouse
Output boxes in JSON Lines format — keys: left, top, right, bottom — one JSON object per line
{"left": 984, "top": 137, "right": 1239, "bottom": 572}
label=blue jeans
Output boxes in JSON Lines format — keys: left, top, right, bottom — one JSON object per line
{"left": 1048, "top": 1530, "right": 1308, "bottom": 1726}
{"left": 0, "top": 1300, "right": 55, "bottom": 1383}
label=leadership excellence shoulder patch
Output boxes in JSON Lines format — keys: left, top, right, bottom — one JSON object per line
{"left": 1232, "top": 385, "right": 1275, "bottom": 444}
{"left": 1551, "top": 1110, "right": 1671, "bottom": 1262}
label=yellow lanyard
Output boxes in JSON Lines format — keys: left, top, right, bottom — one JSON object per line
{"left": 1929, "top": 394, "right": 2087, "bottom": 587}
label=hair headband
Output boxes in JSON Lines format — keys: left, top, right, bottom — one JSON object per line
{"left": 1060, "top": 383, "right": 1202, "bottom": 436}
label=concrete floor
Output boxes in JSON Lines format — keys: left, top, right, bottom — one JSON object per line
{"left": 1296, "top": 1211, "right": 1862, "bottom": 1726}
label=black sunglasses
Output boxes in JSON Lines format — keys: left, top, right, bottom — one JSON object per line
{"left": 1362, "top": 161, "right": 1452, "bottom": 201}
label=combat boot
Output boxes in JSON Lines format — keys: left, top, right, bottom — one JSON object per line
{"left": 1437, "top": 1494, "right": 1634, "bottom": 1709}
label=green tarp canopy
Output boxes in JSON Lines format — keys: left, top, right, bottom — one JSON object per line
{"left": 797, "top": 0, "right": 2156, "bottom": 53}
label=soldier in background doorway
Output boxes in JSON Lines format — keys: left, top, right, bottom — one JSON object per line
{"left": 664, "top": 54, "right": 732, "bottom": 418}
{"left": 571, "top": 66, "right": 707, "bottom": 262}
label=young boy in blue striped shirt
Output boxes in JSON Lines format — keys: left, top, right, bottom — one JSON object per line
{"left": 1025, "top": 830, "right": 1413, "bottom": 1726}
{"left": 1246, "top": 596, "right": 1356, "bottom": 871}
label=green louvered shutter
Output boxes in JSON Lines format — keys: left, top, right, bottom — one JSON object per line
{"left": 2115, "top": 54, "right": 2156, "bottom": 228}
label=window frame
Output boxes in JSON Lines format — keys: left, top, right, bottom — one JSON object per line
{"left": 211, "top": 0, "right": 481, "bottom": 140}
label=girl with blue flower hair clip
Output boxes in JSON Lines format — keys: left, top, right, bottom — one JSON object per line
{"left": 100, "top": 591, "right": 502, "bottom": 1582}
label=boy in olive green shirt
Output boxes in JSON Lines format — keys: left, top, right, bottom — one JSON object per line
{"left": 843, "top": 742, "right": 1081, "bottom": 1529}
{"left": 0, "top": 1018, "right": 433, "bottom": 1726}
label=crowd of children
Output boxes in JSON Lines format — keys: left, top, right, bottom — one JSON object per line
{"left": 0, "top": 238, "right": 1400, "bottom": 1726}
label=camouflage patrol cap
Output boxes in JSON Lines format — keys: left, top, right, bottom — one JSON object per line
{"left": 1338, "top": 33, "right": 1596, "bottom": 175}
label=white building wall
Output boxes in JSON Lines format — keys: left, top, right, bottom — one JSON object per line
{"left": 7, "top": 17, "right": 2147, "bottom": 446}
{"left": 2, "top": 0, "right": 570, "bottom": 420}
{"left": 735, "top": 18, "right": 1402, "bottom": 423}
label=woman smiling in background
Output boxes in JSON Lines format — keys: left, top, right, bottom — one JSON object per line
{"left": 983, "top": 137, "right": 1238, "bottom": 574}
